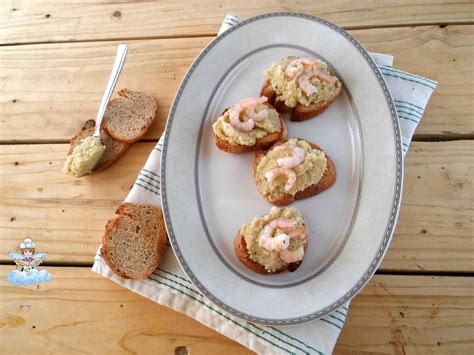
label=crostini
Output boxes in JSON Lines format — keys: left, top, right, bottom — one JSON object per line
{"left": 235, "top": 207, "right": 308, "bottom": 274}
{"left": 253, "top": 138, "right": 336, "bottom": 206}
{"left": 261, "top": 56, "right": 342, "bottom": 121}
{"left": 212, "top": 97, "right": 287, "bottom": 153}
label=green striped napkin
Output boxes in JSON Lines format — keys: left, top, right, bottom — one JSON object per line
{"left": 93, "top": 14, "right": 437, "bottom": 355}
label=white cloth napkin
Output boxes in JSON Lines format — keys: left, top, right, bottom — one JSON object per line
{"left": 93, "top": 14, "right": 437, "bottom": 354}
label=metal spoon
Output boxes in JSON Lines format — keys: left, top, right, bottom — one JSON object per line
{"left": 93, "top": 44, "right": 128, "bottom": 138}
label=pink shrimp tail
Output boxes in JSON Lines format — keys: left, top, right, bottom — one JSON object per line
{"left": 314, "top": 70, "right": 337, "bottom": 83}
{"left": 288, "top": 226, "right": 306, "bottom": 239}
{"left": 269, "top": 218, "right": 296, "bottom": 229}
{"left": 264, "top": 168, "right": 297, "bottom": 191}
{"left": 230, "top": 97, "right": 269, "bottom": 130}
{"left": 229, "top": 108, "right": 254, "bottom": 132}
{"left": 272, "top": 144, "right": 288, "bottom": 152}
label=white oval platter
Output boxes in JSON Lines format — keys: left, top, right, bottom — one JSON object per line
{"left": 161, "top": 13, "right": 402, "bottom": 324}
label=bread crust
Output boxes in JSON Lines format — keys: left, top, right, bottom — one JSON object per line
{"left": 253, "top": 140, "right": 336, "bottom": 206}
{"left": 234, "top": 232, "right": 305, "bottom": 275}
{"left": 101, "top": 216, "right": 136, "bottom": 279}
{"left": 101, "top": 203, "right": 167, "bottom": 279}
{"left": 213, "top": 103, "right": 287, "bottom": 153}
{"left": 260, "top": 80, "right": 341, "bottom": 121}
{"left": 101, "top": 89, "right": 157, "bottom": 144}
{"left": 69, "top": 126, "right": 130, "bottom": 173}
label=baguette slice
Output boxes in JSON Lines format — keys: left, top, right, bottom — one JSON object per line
{"left": 234, "top": 231, "right": 307, "bottom": 274}
{"left": 214, "top": 103, "right": 287, "bottom": 153}
{"left": 102, "top": 89, "right": 157, "bottom": 143}
{"left": 253, "top": 140, "right": 336, "bottom": 206}
{"left": 101, "top": 203, "right": 167, "bottom": 279}
{"left": 69, "top": 126, "right": 130, "bottom": 173}
{"left": 260, "top": 80, "right": 342, "bottom": 122}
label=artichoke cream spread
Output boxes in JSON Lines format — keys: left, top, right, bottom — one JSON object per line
{"left": 265, "top": 56, "right": 341, "bottom": 108}
{"left": 255, "top": 139, "right": 327, "bottom": 199}
{"left": 241, "top": 207, "right": 307, "bottom": 272}
{"left": 212, "top": 103, "right": 280, "bottom": 146}
{"left": 63, "top": 136, "right": 105, "bottom": 177}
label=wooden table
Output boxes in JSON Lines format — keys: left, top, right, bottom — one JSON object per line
{"left": 1, "top": 2, "right": 473, "bottom": 353}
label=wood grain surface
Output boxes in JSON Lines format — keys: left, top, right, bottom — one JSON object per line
{"left": 0, "top": 266, "right": 472, "bottom": 354}
{"left": 1, "top": 2, "right": 473, "bottom": 353}
{"left": 335, "top": 274, "right": 474, "bottom": 354}
{"left": 1, "top": 141, "right": 472, "bottom": 272}
{"left": 0, "top": 266, "right": 251, "bottom": 354}
{"left": 1, "top": 25, "right": 472, "bottom": 143}
{"left": 1, "top": 1, "right": 473, "bottom": 45}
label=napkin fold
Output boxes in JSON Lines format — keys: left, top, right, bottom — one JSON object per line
{"left": 93, "top": 14, "right": 437, "bottom": 354}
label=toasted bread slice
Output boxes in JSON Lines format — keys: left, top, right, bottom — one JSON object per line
{"left": 215, "top": 118, "right": 287, "bottom": 153}
{"left": 234, "top": 232, "right": 307, "bottom": 275}
{"left": 101, "top": 203, "right": 167, "bottom": 279}
{"left": 102, "top": 89, "right": 157, "bottom": 143}
{"left": 260, "top": 80, "right": 342, "bottom": 121}
{"left": 69, "top": 125, "right": 130, "bottom": 173}
{"left": 213, "top": 103, "right": 287, "bottom": 153}
{"left": 253, "top": 140, "right": 336, "bottom": 206}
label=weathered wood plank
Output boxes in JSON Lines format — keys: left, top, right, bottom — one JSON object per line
{"left": 0, "top": 266, "right": 252, "bottom": 354}
{"left": 0, "top": 142, "right": 149, "bottom": 264}
{"left": 1, "top": 141, "right": 472, "bottom": 272}
{"left": 0, "top": 25, "right": 472, "bottom": 143}
{"left": 335, "top": 275, "right": 474, "bottom": 354}
{"left": 376, "top": 25, "right": 473, "bottom": 137}
{"left": 382, "top": 140, "right": 474, "bottom": 272}
{"left": 1, "top": 1, "right": 473, "bottom": 45}
{"left": 0, "top": 267, "right": 472, "bottom": 354}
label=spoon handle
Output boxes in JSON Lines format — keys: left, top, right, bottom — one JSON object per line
{"left": 93, "top": 44, "right": 128, "bottom": 137}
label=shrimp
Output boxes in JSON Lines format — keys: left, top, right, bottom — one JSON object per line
{"left": 260, "top": 218, "right": 297, "bottom": 239}
{"left": 297, "top": 68, "right": 338, "bottom": 96}
{"left": 279, "top": 246, "right": 305, "bottom": 263}
{"left": 258, "top": 218, "right": 297, "bottom": 252}
{"left": 285, "top": 58, "right": 318, "bottom": 78}
{"left": 285, "top": 65, "right": 299, "bottom": 79}
{"left": 264, "top": 168, "right": 297, "bottom": 191}
{"left": 272, "top": 144, "right": 288, "bottom": 153}
{"left": 314, "top": 70, "right": 337, "bottom": 84}
{"left": 228, "top": 97, "right": 268, "bottom": 131}
{"left": 284, "top": 226, "right": 307, "bottom": 239}
{"left": 271, "top": 218, "right": 297, "bottom": 229}
{"left": 285, "top": 57, "right": 337, "bottom": 96}
{"left": 298, "top": 70, "right": 319, "bottom": 96}
{"left": 252, "top": 109, "right": 268, "bottom": 122}
{"left": 229, "top": 108, "right": 254, "bottom": 132}
{"left": 259, "top": 233, "right": 290, "bottom": 252}
{"left": 240, "top": 97, "right": 267, "bottom": 111}
{"left": 258, "top": 218, "right": 306, "bottom": 264}
{"left": 276, "top": 144, "right": 306, "bottom": 169}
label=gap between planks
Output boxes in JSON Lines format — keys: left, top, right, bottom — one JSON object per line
{"left": 1, "top": 22, "right": 474, "bottom": 47}
{"left": 1, "top": 261, "right": 473, "bottom": 278}
{"left": 1, "top": 134, "right": 473, "bottom": 145}
{"left": 410, "top": 134, "right": 474, "bottom": 142}
{"left": 0, "top": 33, "right": 215, "bottom": 48}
